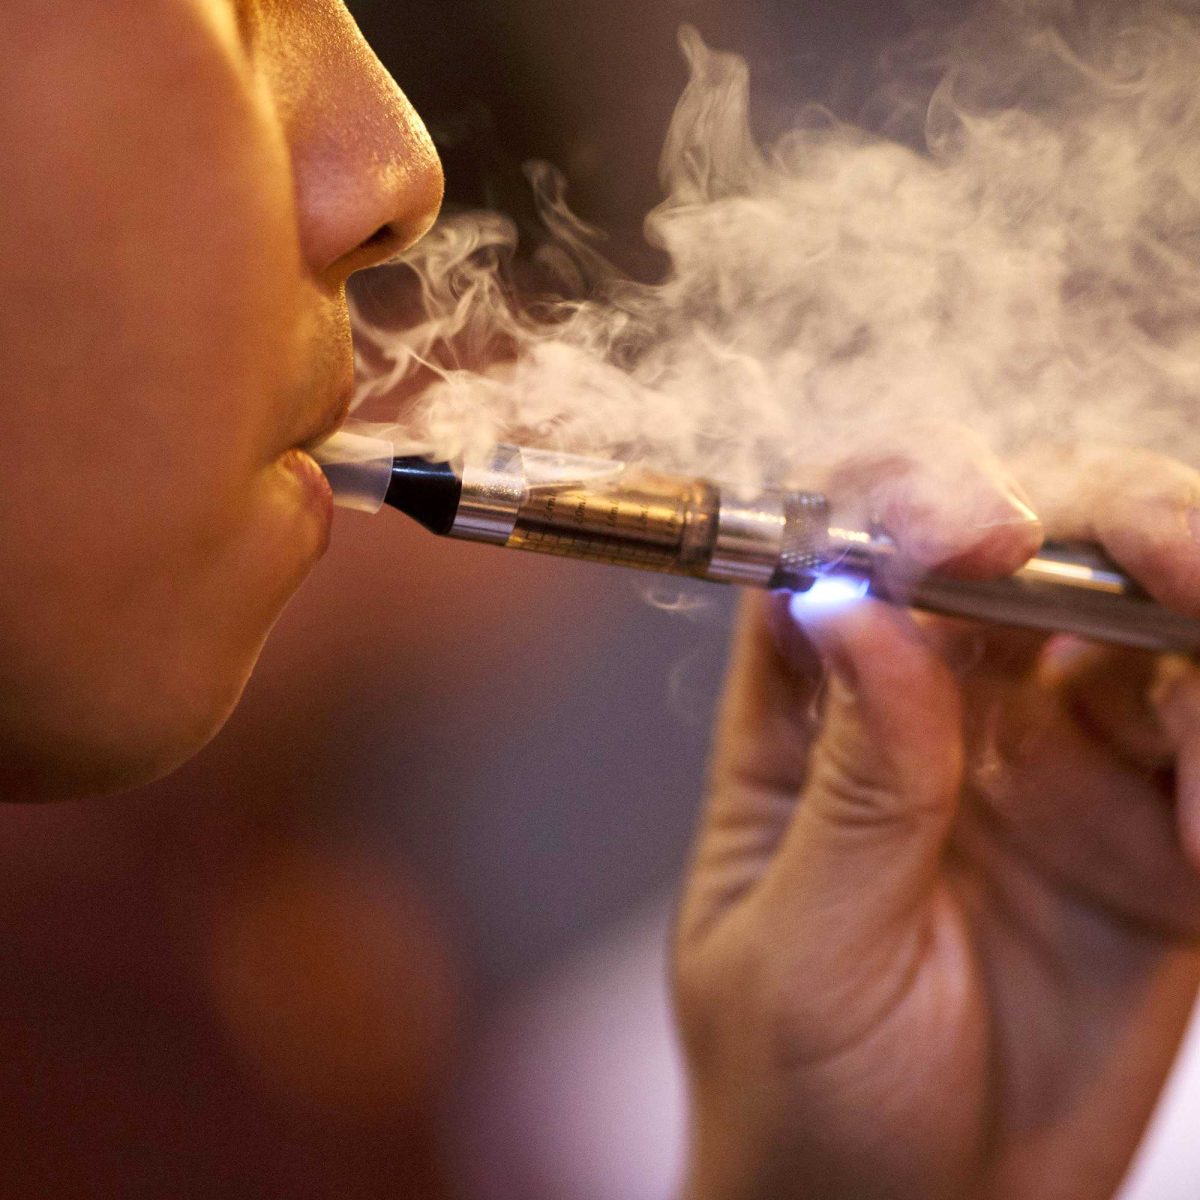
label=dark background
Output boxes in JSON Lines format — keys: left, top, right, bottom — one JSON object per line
{"left": 355, "top": 0, "right": 918, "bottom": 235}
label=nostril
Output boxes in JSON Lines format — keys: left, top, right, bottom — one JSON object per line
{"left": 344, "top": 223, "right": 407, "bottom": 274}
{"left": 361, "top": 224, "right": 395, "bottom": 252}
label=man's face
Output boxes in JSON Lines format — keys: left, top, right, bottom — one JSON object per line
{"left": 0, "top": 0, "right": 442, "bottom": 798}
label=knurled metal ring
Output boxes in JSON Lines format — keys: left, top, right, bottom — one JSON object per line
{"left": 777, "top": 492, "right": 831, "bottom": 575}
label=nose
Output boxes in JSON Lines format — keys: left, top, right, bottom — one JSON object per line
{"left": 271, "top": 2, "right": 444, "bottom": 283}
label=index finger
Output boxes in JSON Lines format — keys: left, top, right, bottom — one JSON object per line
{"left": 1016, "top": 444, "right": 1200, "bottom": 617}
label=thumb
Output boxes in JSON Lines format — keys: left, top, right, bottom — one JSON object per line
{"left": 682, "top": 428, "right": 1025, "bottom": 966}
{"left": 762, "top": 594, "right": 964, "bottom": 951}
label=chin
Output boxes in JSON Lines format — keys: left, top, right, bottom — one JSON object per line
{"left": 0, "top": 628, "right": 267, "bottom": 804}
{"left": 0, "top": 691, "right": 242, "bottom": 804}
{"left": 0, "top": 460, "right": 328, "bottom": 805}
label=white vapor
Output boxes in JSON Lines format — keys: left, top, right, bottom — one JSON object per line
{"left": 352, "top": 1, "right": 1200, "bottom": 489}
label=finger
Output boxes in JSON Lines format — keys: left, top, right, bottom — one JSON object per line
{"left": 818, "top": 428, "right": 1049, "bottom": 699}
{"left": 700, "top": 427, "right": 1017, "bottom": 878}
{"left": 747, "top": 432, "right": 1032, "bottom": 931}
{"left": 712, "top": 591, "right": 825, "bottom": 800}
{"left": 1017, "top": 444, "right": 1200, "bottom": 617}
{"left": 761, "top": 595, "right": 964, "bottom": 944}
{"left": 823, "top": 423, "right": 1043, "bottom": 581}
{"left": 685, "top": 432, "right": 1031, "bottom": 947}
{"left": 1151, "top": 659, "right": 1200, "bottom": 872}
{"left": 1053, "top": 643, "right": 1175, "bottom": 771}
{"left": 681, "top": 592, "right": 827, "bottom": 936}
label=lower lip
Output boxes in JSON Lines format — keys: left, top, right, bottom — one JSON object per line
{"left": 281, "top": 448, "right": 336, "bottom": 532}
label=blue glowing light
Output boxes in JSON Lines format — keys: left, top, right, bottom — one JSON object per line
{"left": 789, "top": 575, "right": 871, "bottom": 620}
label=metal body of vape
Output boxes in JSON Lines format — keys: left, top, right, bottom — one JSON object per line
{"left": 366, "top": 442, "right": 1200, "bottom": 654}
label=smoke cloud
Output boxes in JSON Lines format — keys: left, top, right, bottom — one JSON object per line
{"left": 351, "top": 0, "right": 1200, "bottom": 489}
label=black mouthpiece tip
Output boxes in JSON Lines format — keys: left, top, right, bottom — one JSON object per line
{"left": 384, "top": 456, "right": 462, "bottom": 536}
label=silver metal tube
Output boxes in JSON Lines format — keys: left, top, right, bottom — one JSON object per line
{"left": 707, "top": 492, "right": 786, "bottom": 586}
{"left": 453, "top": 445, "right": 525, "bottom": 544}
{"left": 826, "top": 530, "right": 1200, "bottom": 653}
{"left": 389, "top": 444, "right": 1200, "bottom": 654}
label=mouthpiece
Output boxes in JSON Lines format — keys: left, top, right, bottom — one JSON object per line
{"left": 315, "top": 431, "right": 1200, "bottom": 654}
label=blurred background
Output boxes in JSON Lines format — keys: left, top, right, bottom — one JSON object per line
{"left": 1, "top": 2, "right": 1198, "bottom": 1197}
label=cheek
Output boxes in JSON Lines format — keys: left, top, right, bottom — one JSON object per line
{"left": 3, "top": 2, "right": 312, "bottom": 507}
{"left": 0, "top": 1, "right": 330, "bottom": 797}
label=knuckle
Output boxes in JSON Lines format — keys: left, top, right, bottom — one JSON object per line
{"left": 1050, "top": 445, "right": 1200, "bottom": 614}
{"left": 1097, "top": 505, "right": 1200, "bottom": 617}
{"left": 807, "top": 737, "right": 948, "bottom": 834}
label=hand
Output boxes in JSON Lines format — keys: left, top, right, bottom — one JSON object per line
{"left": 675, "top": 436, "right": 1200, "bottom": 1200}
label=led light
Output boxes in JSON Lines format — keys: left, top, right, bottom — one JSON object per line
{"left": 788, "top": 575, "right": 870, "bottom": 620}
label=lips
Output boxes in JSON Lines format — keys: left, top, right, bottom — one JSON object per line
{"left": 278, "top": 445, "right": 336, "bottom": 539}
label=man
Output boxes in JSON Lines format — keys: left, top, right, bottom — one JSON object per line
{"left": 4, "top": 3, "right": 1200, "bottom": 1197}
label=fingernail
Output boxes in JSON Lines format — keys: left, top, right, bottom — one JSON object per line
{"left": 974, "top": 486, "right": 1040, "bottom": 531}
{"left": 1007, "top": 490, "right": 1041, "bottom": 527}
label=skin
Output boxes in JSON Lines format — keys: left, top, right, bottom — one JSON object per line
{"left": 0, "top": 0, "right": 441, "bottom": 799}
{"left": 677, "top": 437, "right": 1200, "bottom": 1199}
{"left": 3, "top": 3, "right": 1200, "bottom": 1196}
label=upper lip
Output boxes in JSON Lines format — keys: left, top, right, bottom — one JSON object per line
{"left": 296, "top": 370, "right": 355, "bottom": 453}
